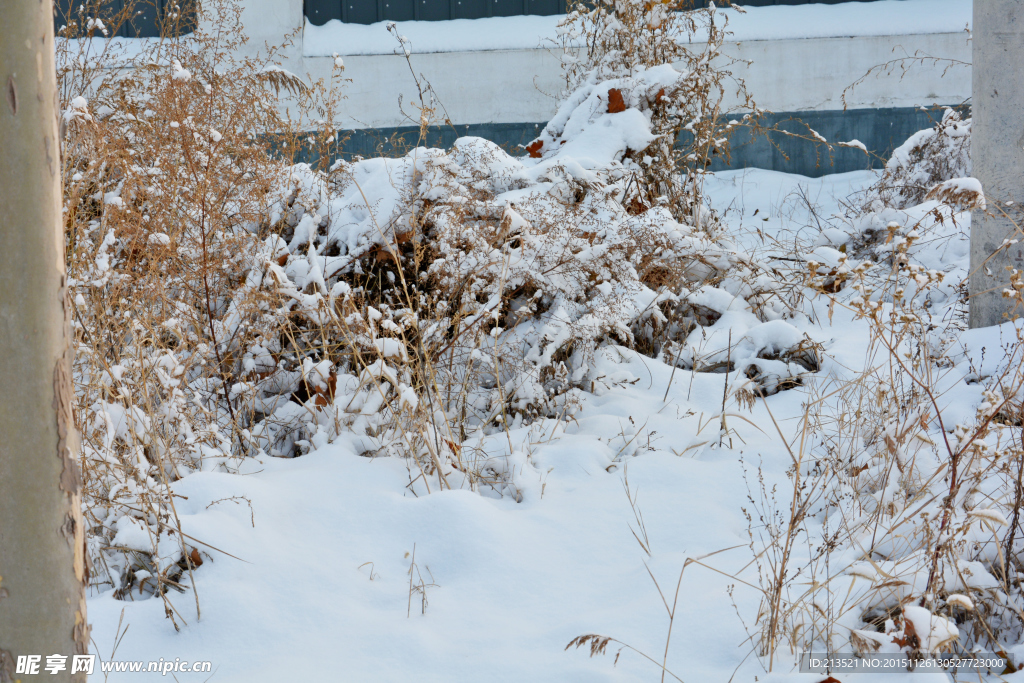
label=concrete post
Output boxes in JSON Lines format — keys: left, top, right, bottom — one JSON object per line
{"left": 970, "top": 0, "right": 1024, "bottom": 328}
{"left": 202, "top": 0, "right": 304, "bottom": 62}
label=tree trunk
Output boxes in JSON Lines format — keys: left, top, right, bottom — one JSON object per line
{"left": 0, "top": 1, "right": 89, "bottom": 681}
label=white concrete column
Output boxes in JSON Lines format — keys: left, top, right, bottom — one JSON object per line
{"left": 243, "top": 0, "right": 304, "bottom": 60}
{"left": 200, "top": 0, "right": 305, "bottom": 62}
{"left": 970, "top": 0, "right": 1024, "bottom": 328}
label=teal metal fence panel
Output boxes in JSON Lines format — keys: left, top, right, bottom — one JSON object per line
{"left": 54, "top": 0, "right": 197, "bottom": 38}
{"left": 306, "top": 0, "right": 887, "bottom": 25}
{"left": 306, "top": 0, "right": 570, "bottom": 25}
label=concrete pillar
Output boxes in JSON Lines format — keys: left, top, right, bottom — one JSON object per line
{"left": 970, "top": 0, "right": 1024, "bottom": 328}
{"left": 229, "top": 0, "right": 304, "bottom": 62}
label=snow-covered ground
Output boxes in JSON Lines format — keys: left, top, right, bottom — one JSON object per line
{"left": 86, "top": 167, "right": 964, "bottom": 682}
{"left": 52, "top": 2, "right": 1019, "bottom": 679}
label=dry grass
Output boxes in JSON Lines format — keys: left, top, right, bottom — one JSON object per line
{"left": 733, "top": 146, "right": 1024, "bottom": 672}
{"left": 60, "top": 0, "right": 344, "bottom": 623}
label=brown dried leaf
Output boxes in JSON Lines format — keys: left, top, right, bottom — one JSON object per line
{"left": 607, "top": 88, "right": 626, "bottom": 114}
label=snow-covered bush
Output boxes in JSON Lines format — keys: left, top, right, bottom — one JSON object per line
{"left": 261, "top": 59, "right": 803, "bottom": 483}
{"left": 231, "top": 0, "right": 808, "bottom": 493}
{"left": 843, "top": 108, "right": 975, "bottom": 316}
{"left": 862, "top": 107, "right": 972, "bottom": 212}
{"left": 544, "top": 0, "right": 759, "bottom": 229}
{"left": 743, "top": 114, "right": 1024, "bottom": 669}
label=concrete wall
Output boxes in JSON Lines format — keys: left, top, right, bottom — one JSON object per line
{"left": 725, "top": 32, "right": 971, "bottom": 113}
{"left": 298, "top": 31, "right": 970, "bottom": 130}
{"left": 231, "top": 0, "right": 973, "bottom": 174}
{"left": 318, "top": 48, "right": 566, "bottom": 130}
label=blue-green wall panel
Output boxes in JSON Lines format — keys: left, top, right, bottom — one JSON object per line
{"left": 300, "top": 106, "right": 965, "bottom": 179}
{"left": 306, "top": 0, "right": 894, "bottom": 26}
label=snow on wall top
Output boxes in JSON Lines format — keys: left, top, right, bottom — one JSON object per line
{"left": 303, "top": 0, "right": 971, "bottom": 57}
